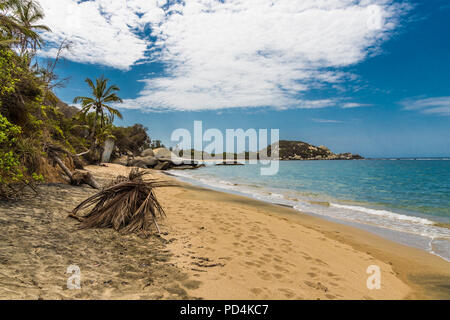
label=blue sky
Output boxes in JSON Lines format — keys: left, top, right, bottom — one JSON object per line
{"left": 38, "top": 0, "right": 450, "bottom": 158}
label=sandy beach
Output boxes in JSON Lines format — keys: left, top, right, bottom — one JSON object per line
{"left": 0, "top": 163, "right": 449, "bottom": 300}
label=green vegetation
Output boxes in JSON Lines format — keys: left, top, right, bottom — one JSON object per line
{"left": 73, "top": 76, "right": 123, "bottom": 155}
{"left": 0, "top": 114, "right": 23, "bottom": 185}
{"left": 0, "top": 0, "right": 151, "bottom": 198}
{"left": 150, "top": 140, "right": 165, "bottom": 149}
{"left": 111, "top": 124, "right": 150, "bottom": 155}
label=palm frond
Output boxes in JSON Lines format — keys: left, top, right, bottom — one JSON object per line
{"left": 71, "top": 169, "right": 174, "bottom": 235}
{"left": 85, "top": 77, "right": 96, "bottom": 94}
{"left": 105, "top": 105, "right": 123, "bottom": 119}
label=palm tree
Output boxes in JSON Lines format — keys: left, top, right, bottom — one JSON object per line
{"left": 73, "top": 76, "right": 123, "bottom": 152}
{"left": 0, "top": 0, "right": 21, "bottom": 45}
{"left": 0, "top": 0, "right": 50, "bottom": 51}
{"left": 11, "top": 0, "right": 50, "bottom": 55}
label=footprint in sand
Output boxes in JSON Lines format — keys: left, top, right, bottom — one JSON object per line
{"left": 257, "top": 270, "right": 272, "bottom": 281}
{"left": 303, "top": 280, "right": 329, "bottom": 293}
{"left": 250, "top": 288, "right": 264, "bottom": 295}
{"left": 314, "top": 259, "right": 329, "bottom": 266}
{"left": 278, "top": 288, "right": 295, "bottom": 298}
{"left": 329, "top": 282, "right": 339, "bottom": 287}
{"left": 181, "top": 280, "right": 202, "bottom": 290}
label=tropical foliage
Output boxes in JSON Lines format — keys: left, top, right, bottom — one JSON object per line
{"left": 0, "top": 114, "right": 23, "bottom": 186}
{"left": 0, "top": 0, "right": 151, "bottom": 198}
{"left": 73, "top": 76, "right": 123, "bottom": 151}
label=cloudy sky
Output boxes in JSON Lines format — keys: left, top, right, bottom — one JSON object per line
{"left": 37, "top": 0, "right": 450, "bottom": 157}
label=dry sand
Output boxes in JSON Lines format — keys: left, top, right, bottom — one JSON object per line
{"left": 0, "top": 163, "right": 448, "bottom": 300}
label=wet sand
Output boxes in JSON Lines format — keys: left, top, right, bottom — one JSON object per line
{"left": 0, "top": 164, "right": 449, "bottom": 299}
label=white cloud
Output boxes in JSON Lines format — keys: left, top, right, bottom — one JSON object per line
{"left": 38, "top": 0, "right": 408, "bottom": 110}
{"left": 38, "top": 0, "right": 166, "bottom": 70}
{"left": 341, "top": 102, "right": 372, "bottom": 109}
{"left": 400, "top": 97, "right": 450, "bottom": 116}
{"left": 312, "top": 118, "right": 342, "bottom": 123}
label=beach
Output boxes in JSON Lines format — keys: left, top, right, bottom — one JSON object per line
{"left": 0, "top": 163, "right": 449, "bottom": 300}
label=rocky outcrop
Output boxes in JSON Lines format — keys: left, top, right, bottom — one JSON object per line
{"left": 141, "top": 148, "right": 155, "bottom": 157}
{"left": 216, "top": 161, "right": 245, "bottom": 166}
{"left": 153, "top": 148, "right": 175, "bottom": 159}
{"left": 112, "top": 155, "right": 129, "bottom": 166}
{"left": 128, "top": 156, "right": 159, "bottom": 168}
{"left": 276, "top": 140, "right": 363, "bottom": 161}
{"left": 113, "top": 148, "right": 204, "bottom": 171}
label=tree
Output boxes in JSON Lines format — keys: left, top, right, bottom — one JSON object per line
{"left": 73, "top": 76, "right": 123, "bottom": 155}
{"left": 0, "top": 0, "right": 22, "bottom": 46}
{"left": 0, "top": 0, "right": 50, "bottom": 53}
{"left": 151, "top": 140, "right": 164, "bottom": 149}
{"left": 11, "top": 0, "right": 50, "bottom": 56}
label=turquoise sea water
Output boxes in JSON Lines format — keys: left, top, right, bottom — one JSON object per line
{"left": 169, "top": 160, "right": 450, "bottom": 261}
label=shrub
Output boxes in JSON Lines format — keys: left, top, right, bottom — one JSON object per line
{"left": 111, "top": 124, "right": 150, "bottom": 155}
{"left": 0, "top": 114, "right": 24, "bottom": 189}
{"left": 0, "top": 48, "right": 19, "bottom": 98}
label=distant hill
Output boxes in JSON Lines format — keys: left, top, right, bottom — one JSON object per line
{"left": 180, "top": 140, "right": 363, "bottom": 161}
{"left": 274, "top": 140, "right": 363, "bottom": 160}
{"left": 53, "top": 98, "right": 79, "bottom": 118}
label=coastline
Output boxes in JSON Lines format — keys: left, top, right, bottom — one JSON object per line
{"left": 157, "top": 168, "right": 450, "bottom": 299}
{"left": 0, "top": 164, "right": 448, "bottom": 299}
{"left": 166, "top": 162, "right": 450, "bottom": 263}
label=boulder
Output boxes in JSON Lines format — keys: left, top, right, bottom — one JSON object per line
{"left": 138, "top": 156, "right": 158, "bottom": 167}
{"left": 127, "top": 156, "right": 158, "bottom": 168}
{"left": 154, "top": 161, "right": 172, "bottom": 171}
{"left": 171, "top": 163, "right": 206, "bottom": 170}
{"left": 141, "top": 148, "right": 155, "bottom": 157}
{"left": 131, "top": 160, "right": 149, "bottom": 169}
{"left": 216, "top": 161, "right": 244, "bottom": 166}
{"left": 153, "top": 148, "right": 176, "bottom": 159}
{"left": 112, "top": 155, "right": 129, "bottom": 166}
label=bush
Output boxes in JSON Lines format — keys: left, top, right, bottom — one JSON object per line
{"left": 0, "top": 114, "right": 24, "bottom": 187}
{"left": 111, "top": 124, "right": 150, "bottom": 155}
{"left": 0, "top": 114, "right": 48, "bottom": 198}
{"left": 0, "top": 48, "right": 19, "bottom": 98}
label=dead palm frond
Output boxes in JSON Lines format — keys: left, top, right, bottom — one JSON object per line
{"left": 71, "top": 169, "right": 172, "bottom": 235}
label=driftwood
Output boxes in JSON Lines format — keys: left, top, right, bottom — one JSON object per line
{"left": 76, "top": 150, "right": 90, "bottom": 157}
{"left": 71, "top": 154, "right": 85, "bottom": 170}
{"left": 71, "top": 170, "right": 101, "bottom": 189}
{"left": 45, "top": 144, "right": 100, "bottom": 189}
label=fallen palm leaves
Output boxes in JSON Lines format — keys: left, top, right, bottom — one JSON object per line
{"left": 70, "top": 168, "right": 172, "bottom": 236}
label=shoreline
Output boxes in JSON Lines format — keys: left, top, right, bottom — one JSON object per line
{"left": 0, "top": 164, "right": 448, "bottom": 299}
{"left": 156, "top": 166, "right": 450, "bottom": 299}
{"left": 165, "top": 168, "right": 450, "bottom": 263}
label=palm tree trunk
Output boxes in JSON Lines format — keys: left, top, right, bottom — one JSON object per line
{"left": 100, "top": 108, "right": 105, "bottom": 128}
{"left": 89, "top": 108, "right": 99, "bottom": 151}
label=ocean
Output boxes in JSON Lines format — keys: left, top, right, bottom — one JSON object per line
{"left": 169, "top": 159, "right": 450, "bottom": 261}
